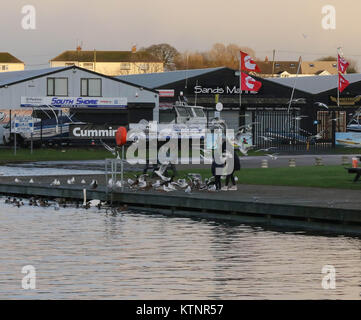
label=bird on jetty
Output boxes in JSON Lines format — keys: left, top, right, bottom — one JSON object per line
{"left": 90, "top": 180, "right": 98, "bottom": 189}
{"left": 29, "top": 179, "right": 34, "bottom": 184}
{"left": 50, "top": 179, "right": 61, "bottom": 186}
{"left": 14, "top": 178, "right": 20, "bottom": 183}
{"left": 185, "top": 185, "right": 192, "bottom": 193}
{"left": 67, "top": 177, "right": 75, "bottom": 185}
{"left": 81, "top": 179, "right": 86, "bottom": 184}
{"left": 154, "top": 163, "right": 172, "bottom": 182}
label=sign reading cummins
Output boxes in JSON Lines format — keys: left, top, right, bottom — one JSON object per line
{"left": 70, "top": 124, "right": 120, "bottom": 139}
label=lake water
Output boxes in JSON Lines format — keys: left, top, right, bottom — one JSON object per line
{"left": 0, "top": 199, "right": 360, "bottom": 299}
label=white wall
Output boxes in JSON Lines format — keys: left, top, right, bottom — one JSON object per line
{"left": 0, "top": 68, "right": 159, "bottom": 121}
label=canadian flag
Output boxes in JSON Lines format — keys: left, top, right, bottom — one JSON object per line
{"left": 338, "top": 54, "right": 349, "bottom": 74}
{"left": 338, "top": 73, "right": 350, "bottom": 93}
{"left": 241, "top": 72, "right": 262, "bottom": 92}
{"left": 240, "top": 51, "right": 261, "bottom": 73}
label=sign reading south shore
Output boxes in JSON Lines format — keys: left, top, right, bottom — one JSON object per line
{"left": 20, "top": 97, "right": 128, "bottom": 108}
{"left": 69, "top": 124, "right": 121, "bottom": 139}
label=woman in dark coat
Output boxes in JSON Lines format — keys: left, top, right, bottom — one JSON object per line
{"left": 211, "top": 157, "right": 224, "bottom": 190}
{"left": 222, "top": 140, "right": 241, "bottom": 190}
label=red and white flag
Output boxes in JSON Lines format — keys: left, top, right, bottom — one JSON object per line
{"left": 338, "top": 54, "right": 349, "bottom": 74}
{"left": 240, "top": 51, "right": 261, "bottom": 73}
{"left": 338, "top": 73, "right": 350, "bottom": 93}
{"left": 241, "top": 72, "right": 262, "bottom": 92}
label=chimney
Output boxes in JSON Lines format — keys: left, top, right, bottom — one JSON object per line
{"left": 131, "top": 45, "right": 137, "bottom": 53}
{"left": 76, "top": 45, "right": 82, "bottom": 52}
{"left": 265, "top": 56, "right": 269, "bottom": 62}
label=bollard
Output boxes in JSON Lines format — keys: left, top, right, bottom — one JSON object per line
{"left": 289, "top": 159, "right": 296, "bottom": 168}
{"left": 352, "top": 157, "right": 358, "bottom": 168}
{"left": 261, "top": 159, "right": 269, "bottom": 168}
{"left": 342, "top": 156, "right": 349, "bottom": 166}
{"left": 315, "top": 157, "right": 324, "bottom": 166}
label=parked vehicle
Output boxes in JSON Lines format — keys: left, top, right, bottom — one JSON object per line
{"left": 2, "top": 115, "right": 84, "bottom": 147}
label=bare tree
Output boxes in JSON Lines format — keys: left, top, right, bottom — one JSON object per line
{"left": 142, "top": 43, "right": 179, "bottom": 71}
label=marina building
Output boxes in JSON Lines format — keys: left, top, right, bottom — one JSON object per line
{"left": 50, "top": 47, "right": 164, "bottom": 76}
{"left": 0, "top": 52, "right": 25, "bottom": 73}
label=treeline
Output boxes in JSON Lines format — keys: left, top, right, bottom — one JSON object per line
{"left": 141, "top": 43, "right": 255, "bottom": 71}
{"left": 141, "top": 43, "right": 358, "bottom": 73}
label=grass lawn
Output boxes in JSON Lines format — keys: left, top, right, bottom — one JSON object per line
{"left": 0, "top": 147, "right": 113, "bottom": 164}
{"left": 176, "top": 166, "right": 361, "bottom": 190}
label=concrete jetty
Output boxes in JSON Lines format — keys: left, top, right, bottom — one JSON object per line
{"left": 0, "top": 174, "right": 361, "bottom": 236}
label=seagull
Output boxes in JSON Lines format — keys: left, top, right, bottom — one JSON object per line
{"left": 81, "top": 179, "right": 86, "bottom": 184}
{"left": 185, "top": 185, "right": 192, "bottom": 193}
{"left": 14, "top": 178, "right": 20, "bottom": 183}
{"left": 207, "top": 184, "right": 217, "bottom": 192}
{"left": 115, "top": 181, "right": 123, "bottom": 188}
{"left": 90, "top": 180, "right": 98, "bottom": 189}
{"left": 128, "top": 178, "right": 136, "bottom": 187}
{"left": 310, "top": 131, "right": 324, "bottom": 140}
{"left": 314, "top": 102, "right": 329, "bottom": 109}
{"left": 259, "top": 136, "right": 275, "bottom": 142}
{"left": 88, "top": 199, "right": 101, "bottom": 207}
{"left": 100, "top": 139, "right": 120, "bottom": 159}
{"left": 292, "top": 115, "right": 308, "bottom": 121}
{"left": 29, "top": 179, "right": 34, "bottom": 184}
{"left": 288, "top": 98, "right": 306, "bottom": 104}
{"left": 175, "top": 179, "right": 188, "bottom": 188}
{"left": 266, "top": 153, "right": 279, "bottom": 160}
{"left": 154, "top": 163, "right": 171, "bottom": 182}
{"left": 67, "top": 178, "right": 74, "bottom": 185}
{"left": 50, "top": 179, "right": 59, "bottom": 186}
{"left": 256, "top": 147, "right": 277, "bottom": 152}
{"left": 54, "top": 203, "right": 60, "bottom": 211}
{"left": 162, "top": 184, "right": 174, "bottom": 192}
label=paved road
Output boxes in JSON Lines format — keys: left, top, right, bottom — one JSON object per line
{"left": 2, "top": 154, "right": 359, "bottom": 171}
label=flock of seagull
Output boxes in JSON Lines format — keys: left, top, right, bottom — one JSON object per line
{"left": 3, "top": 195, "right": 128, "bottom": 214}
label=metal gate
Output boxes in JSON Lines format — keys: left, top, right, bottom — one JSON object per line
{"left": 252, "top": 110, "right": 335, "bottom": 152}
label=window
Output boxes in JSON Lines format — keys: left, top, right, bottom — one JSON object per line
{"left": 47, "top": 78, "right": 68, "bottom": 96}
{"left": 82, "top": 62, "right": 94, "bottom": 69}
{"left": 138, "top": 63, "right": 149, "bottom": 71}
{"left": 81, "top": 78, "right": 102, "bottom": 97}
{"left": 120, "top": 63, "right": 131, "bottom": 70}
{"left": 65, "top": 63, "right": 75, "bottom": 66}
{"left": 332, "top": 63, "right": 337, "bottom": 68}
{"left": 1, "top": 65, "right": 8, "bottom": 71}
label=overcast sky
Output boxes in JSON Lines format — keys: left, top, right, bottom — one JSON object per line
{"left": 1, "top": 0, "right": 361, "bottom": 69}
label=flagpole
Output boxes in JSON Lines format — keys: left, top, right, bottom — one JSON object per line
{"left": 337, "top": 59, "right": 340, "bottom": 108}
{"left": 239, "top": 54, "right": 242, "bottom": 109}
{"left": 287, "top": 56, "right": 302, "bottom": 114}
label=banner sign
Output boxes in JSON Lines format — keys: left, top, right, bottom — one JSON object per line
{"left": 69, "top": 124, "right": 122, "bottom": 139}
{"left": 14, "top": 116, "right": 34, "bottom": 133}
{"left": 157, "top": 89, "right": 175, "bottom": 97}
{"left": 336, "top": 132, "right": 361, "bottom": 147}
{"left": 0, "top": 109, "right": 33, "bottom": 124}
{"left": 21, "top": 97, "right": 128, "bottom": 108}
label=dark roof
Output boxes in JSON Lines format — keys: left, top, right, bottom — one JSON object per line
{"left": 0, "top": 52, "right": 24, "bottom": 64}
{"left": 116, "top": 67, "right": 225, "bottom": 88}
{"left": 51, "top": 50, "right": 162, "bottom": 63}
{"left": 257, "top": 61, "right": 300, "bottom": 74}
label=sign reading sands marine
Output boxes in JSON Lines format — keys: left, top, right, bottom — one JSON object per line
{"left": 21, "top": 96, "right": 128, "bottom": 108}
